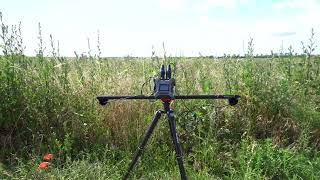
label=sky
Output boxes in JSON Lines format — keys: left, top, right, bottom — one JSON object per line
{"left": 0, "top": 0, "right": 320, "bottom": 57}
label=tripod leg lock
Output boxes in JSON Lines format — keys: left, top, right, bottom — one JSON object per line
{"left": 167, "top": 110, "right": 174, "bottom": 118}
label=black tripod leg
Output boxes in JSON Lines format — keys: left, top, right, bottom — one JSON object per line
{"left": 167, "top": 110, "right": 187, "bottom": 180}
{"left": 122, "top": 110, "right": 162, "bottom": 180}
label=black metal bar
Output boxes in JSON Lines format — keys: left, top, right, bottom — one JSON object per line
{"left": 97, "top": 95, "right": 156, "bottom": 100}
{"left": 175, "top": 95, "right": 240, "bottom": 99}
{"left": 97, "top": 94, "right": 240, "bottom": 101}
{"left": 122, "top": 110, "right": 162, "bottom": 180}
{"left": 166, "top": 107, "right": 187, "bottom": 180}
{"left": 97, "top": 95, "right": 240, "bottom": 106}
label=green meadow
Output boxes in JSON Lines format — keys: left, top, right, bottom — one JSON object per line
{"left": 0, "top": 13, "right": 320, "bottom": 179}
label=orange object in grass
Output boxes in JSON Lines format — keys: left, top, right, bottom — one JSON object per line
{"left": 39, "top": 162, "right": 49, "bottom": 168}
{"left": 43, "top": 153, "right": 53, "bottom": 161}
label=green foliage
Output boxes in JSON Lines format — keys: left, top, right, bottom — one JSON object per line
{"left": 235, "top": 139, "right": 319, "bottom": 179}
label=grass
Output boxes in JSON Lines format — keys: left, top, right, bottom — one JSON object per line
{"left": 0, "top": 12, "right": 320, "bottom": 179}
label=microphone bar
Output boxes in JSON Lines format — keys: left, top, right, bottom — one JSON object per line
{"left": 97, "top": 95, "right": 239, "bottom": 100}
{"left": 175, "top": 95, "right": 240, "bottom": 99}
{"left": 96, "top": 95, "right": 240, "bottom": 105}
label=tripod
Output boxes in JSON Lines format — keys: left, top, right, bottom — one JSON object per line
{"left": 123, "top": 99, "right": 186, "bottom": 180}
{"left": 96, "top": 64, "right": 240, "bottom": 179}
{"left": 97, "top": 94, "right": 240, "bottom": 179}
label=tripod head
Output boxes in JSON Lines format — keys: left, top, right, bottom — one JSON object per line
{"left": 97, "top": 64, "right": 240, "bottom": 105}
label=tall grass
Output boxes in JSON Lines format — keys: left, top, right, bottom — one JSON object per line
{"left": 0, "top": 12, "right": 320, "bottom": 179}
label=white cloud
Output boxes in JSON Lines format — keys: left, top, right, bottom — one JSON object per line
{"left": 158, "top": 0, "right": 189, "bottom": 11}
{"left": 239, "top": 0, "right": 249, "bottom": 4}
{"left": 207, "top": 0, "right": 237, "bottom": 9}
{"left": 272, "top": 1, "right": 296, "bottom": 9}
{"left": 272, "top": 0, "right": 320, "bottom": 10}
{"left": 195, "top": 0, "right": 249, "bottom": 14}
{"left": 295, "top": 1, "right": 320, "bottom": 28}
{"left": 272, "top": 0, "right": 320, "bottom": 32}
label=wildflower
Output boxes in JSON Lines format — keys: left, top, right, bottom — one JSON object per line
{"left": 39, "top": 162, "right": 49, "bottom": 168}
{"left": 43, "top": 153, "right": 53, "bottom": 161}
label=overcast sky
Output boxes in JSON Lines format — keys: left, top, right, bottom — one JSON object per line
{"left": 1, "top": 0, "right": 320, "bottom": 57}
